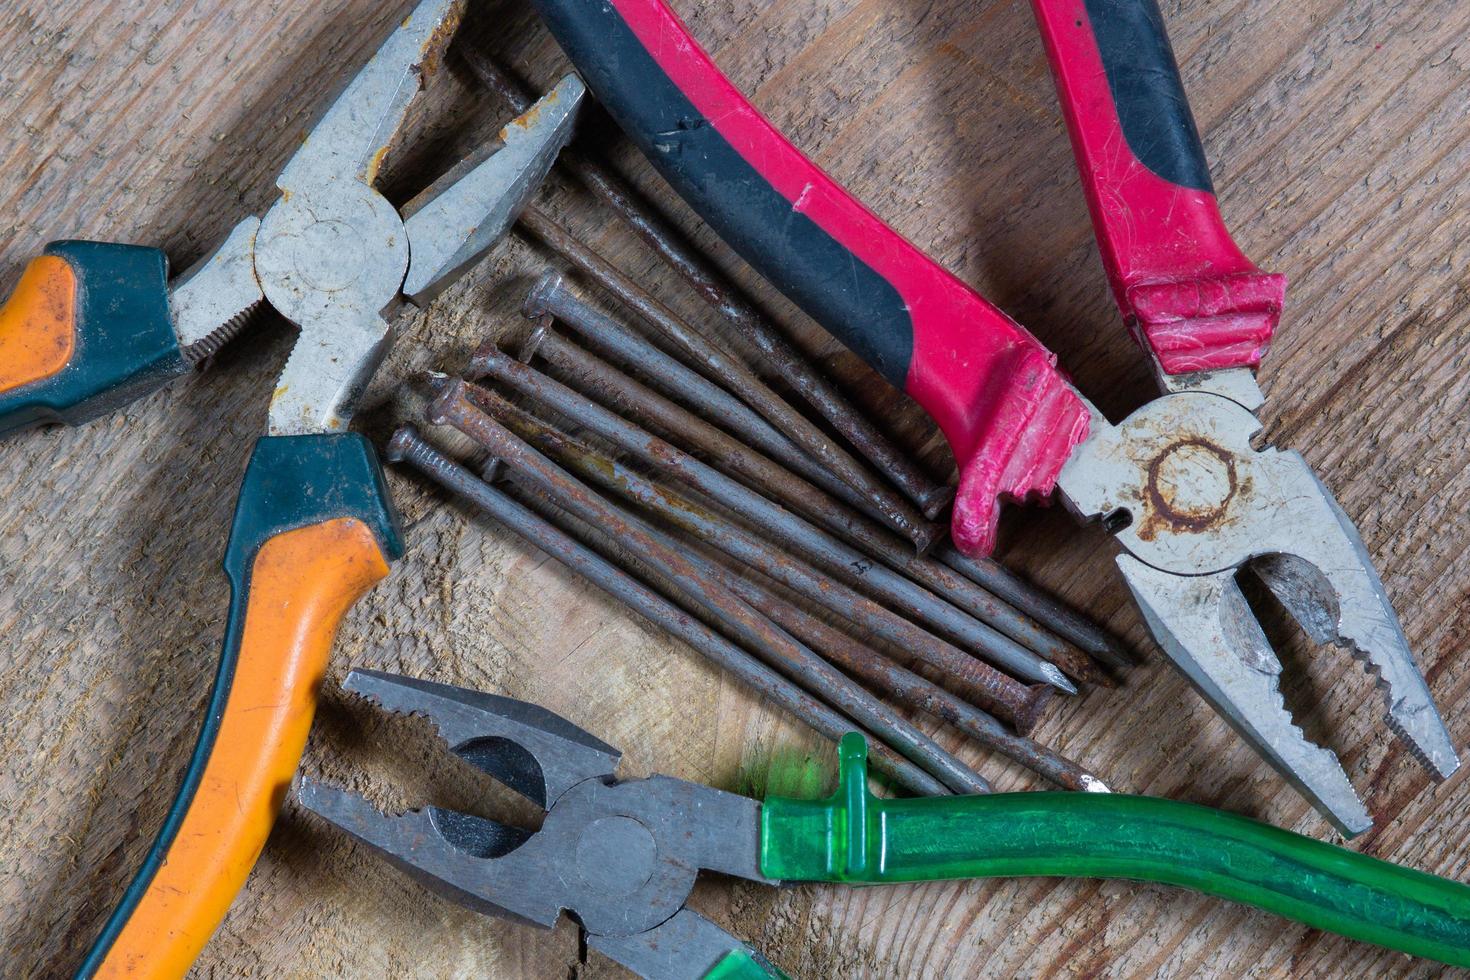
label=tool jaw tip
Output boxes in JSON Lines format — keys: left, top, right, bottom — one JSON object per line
{"left": 1117, "top": 556, "right": 1374, "bottom": 837}
{"left": 400, "top": 73, "right": 586, "bottom": 305}
{"left": 342, "top": 669, "right": 620, "bottom": 808}
{"left": 1285, "top": 489, "right": 1460, "bottom": 784}
{"left": 274, "top": 0, "right": 467, "bottom": 197}
{"left": 295, "top": 776, "right": 551, "bottom": 926}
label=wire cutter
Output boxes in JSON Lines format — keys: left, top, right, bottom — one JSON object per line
{"left": 59, "top": 2, "right": 586, "bottom": 975}
{"left": 299, "top": 669, "right": 1470, "bottom": 976}
{"left": 516, "top": 0, "right": 1458, "bottom": 834}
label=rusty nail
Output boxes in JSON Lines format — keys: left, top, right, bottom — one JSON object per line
{"left": 424, "top": 386, "right": 991, "bottom": 796}
{"left": 386, "top": 423, "right": 948, "bottom": 796}
{"left": 938, "top": 545, "right": 1136, "bottom": 668}
{"left": 469, "top": 344, "right": 1076, "bottom": 695}
{"left": 517, "top": 206, "right": 940, "bottom": 552}
{"left": 460, "top": 47, "right": 952, "bottom": 519}
{"left": 522, "top": 271, "right": 876, "bottom": 517}
{"left": 452, "top": 381, "right": 1051, "bottom": 732}
{"left": 621, "top": 511, "right": 1105, "bottom": 791}
{"left": 521, "top": 322, "right": 1112, "bottom": 688}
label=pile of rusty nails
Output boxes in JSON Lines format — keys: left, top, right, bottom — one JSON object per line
{"left": 387, "top": 53, "right": 1131, "bottom": 797}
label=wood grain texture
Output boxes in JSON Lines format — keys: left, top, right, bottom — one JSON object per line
{"left": 1, "top": 0, "right": 1467, "bottom": 976}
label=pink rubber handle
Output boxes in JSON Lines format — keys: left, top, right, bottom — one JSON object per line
{"left": 1031, "top": 0, "right": 1287, "bottom": 373}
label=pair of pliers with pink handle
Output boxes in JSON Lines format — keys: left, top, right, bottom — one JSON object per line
{"left": 519, "top": 0, "right": 1456, "bottom": 836}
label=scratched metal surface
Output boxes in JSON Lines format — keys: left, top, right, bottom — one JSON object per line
{"left": 1, "top": 0, "right": 1468, "bottom": 976}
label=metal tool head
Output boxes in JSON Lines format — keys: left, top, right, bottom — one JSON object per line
{"left": 341, "top": 668, "right": 621, "bottom": 804}
{"left": 299, "top": 669, "right": 770, "bottom": 974}
{"left": 401, "top": 73, "right": 585, "bottom": 305}
{"left": 171, "top": 0, "right": 584, "bottom": 435}
{"left": 1058, "top": 374, "right": 1457, "bottom": 834}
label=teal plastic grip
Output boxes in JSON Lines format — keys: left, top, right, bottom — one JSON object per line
{"left": 761, "top": 734, "right": 1470, "bottom": 968}
{"left": 0, "top": 241, "right": 184, "bottom": 437}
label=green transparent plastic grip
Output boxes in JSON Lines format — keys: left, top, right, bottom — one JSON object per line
{"left": 761, "top": 734, "right": 1470, "bottom": 968}
{"left": 704, "top": 948, "right": 789, "bottom": 980}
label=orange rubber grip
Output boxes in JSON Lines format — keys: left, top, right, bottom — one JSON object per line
{"left": 0, "top": 255, "right": 77, "bottom": 394}
{"left": 93, "top": 518, "right": 390, "bottom": 978}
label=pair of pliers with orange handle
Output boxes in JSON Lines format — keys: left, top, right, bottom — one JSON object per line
{"left": 521, "top": 0, "right": 1457, "bottom": 837}
{"left": 9, "top": 2, "right": 587, "bottom": 975}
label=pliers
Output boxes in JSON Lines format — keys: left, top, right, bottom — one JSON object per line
{"left": 47, "top": 2, "right": 586, "bottom": 975}
{"left": 300, "top": 669, "right": 1470, "bottom": 976}
{"left": 517, "top": 0, "right": 1458, "bottom": 834}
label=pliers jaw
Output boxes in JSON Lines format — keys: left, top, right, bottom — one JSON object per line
{"left": 1058, "top": 374, "right": 1458, "bottom": 834}
{"left": 300, "top": 670, "right": 772, "bottom": 974}
{"left": 340, "top": 668, "right": 623, "bottom": 802}
{"left": 168, "top": 0, "right": 585, "bottom": 437}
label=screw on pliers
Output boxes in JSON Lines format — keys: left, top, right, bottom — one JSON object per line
{"left": 301, "top": 670, "right": 1470, "bottom": 977}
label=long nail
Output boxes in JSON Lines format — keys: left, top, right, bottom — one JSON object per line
{"left": 522, "top": 261, "right": 1123, "bottom": 669}
{"left": 424, "top": 388, "right": 991, "bottom": 797}
{"left": 522, "top": 322, "right": 1110, "bottom": 688}
{"left": 938, "top": 545, "right": 1136, "bottom": 668}
{"left": 470, "top": 344, "right": 1076, "bottom": 694}
{"left": 524, "top": 273, "right": 863, "bottom": 503}
{"left": 386, "top": 423, "right": 948, "bottom": 797}
{"left": 623, "top": 513, "right": 1105, "bottom": 792}
{"left": 459, "top": 47, "right": 951, "bottom": 519}
{"left": 517, "top": 206, "right": 940, "bottom": 552}
{"left": 452, "top": 381, "right": 1050, "bottom": 733}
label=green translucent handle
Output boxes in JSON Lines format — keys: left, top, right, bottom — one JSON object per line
{"left": 761, "top": 734, "right": 1470, "bottom": 968}
{"left": 704, "top": 948, "right": 789, "bottom": 980}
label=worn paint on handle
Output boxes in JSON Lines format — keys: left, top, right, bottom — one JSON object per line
{"left": 78, "top": 433, "right": 402, "bottom": 979}
{"left": 1031, "top": 0, "right": 1287, "bottom": 373}
{"left": 0, "top": 255, "right": 77, "bottom": 392}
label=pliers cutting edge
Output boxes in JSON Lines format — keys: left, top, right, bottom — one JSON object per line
{"left": 16, "top": 2, "right": 588, "bottom": 974}
{"left": 300, "top": 669, "right": 1470, "bottom": 976}
{"left": 518, "top": 0, "right": 1458, "bottom": 834}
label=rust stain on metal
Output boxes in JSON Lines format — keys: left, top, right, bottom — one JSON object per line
{"left": 1139, "top": 437, "right": 1238, "bottom": 541}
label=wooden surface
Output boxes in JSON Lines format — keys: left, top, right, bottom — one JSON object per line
{"left": 2, "top": 0, "right": 1469, "bottom": 976}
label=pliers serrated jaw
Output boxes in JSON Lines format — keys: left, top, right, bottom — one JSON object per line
{"left": 1058, "top": 375, "right": 1457, "bottom": 835}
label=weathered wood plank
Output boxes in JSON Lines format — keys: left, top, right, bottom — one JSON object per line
{"left": 1, "top": 0, "right": 1467, "bottom": 976}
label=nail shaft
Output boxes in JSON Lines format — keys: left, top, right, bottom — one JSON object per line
{"left": 518, "top": 206, "right": 938, "bottom": 552}
{"left": 525, "top": 272, "right": 886, "bottom": 527}
{"left": 938, "top": 545, "right": 1135, "bottom": 668}
{"left": 730, "top": 575, "right": 1105, "bottom": 793}
{"left": 386, "top": 424, "right": 947, "bottom": 796}
{"left": 523, "top": 323, "right": 1109, "bottom": 687}
{"left": 624, "top": 515, "right": 1104, "bottom": 792}
{"left": 459, "top": 384, "right": 1048, "bottom": 732}
{"left": 471, "top": 346, "right": 1075, "bottom": 693}
{"left": 426, "top": 388, "right": 991, "bottom": 796}
{"left": 458, "top": 47, "right": 952, "bottom": 519}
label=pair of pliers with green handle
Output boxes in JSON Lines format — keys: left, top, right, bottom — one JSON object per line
{"left": 16, "top": 1, "right": 589, "bottom": 975}
{"left": 302, "top": 669, "right": 1470, "bottom": 976}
